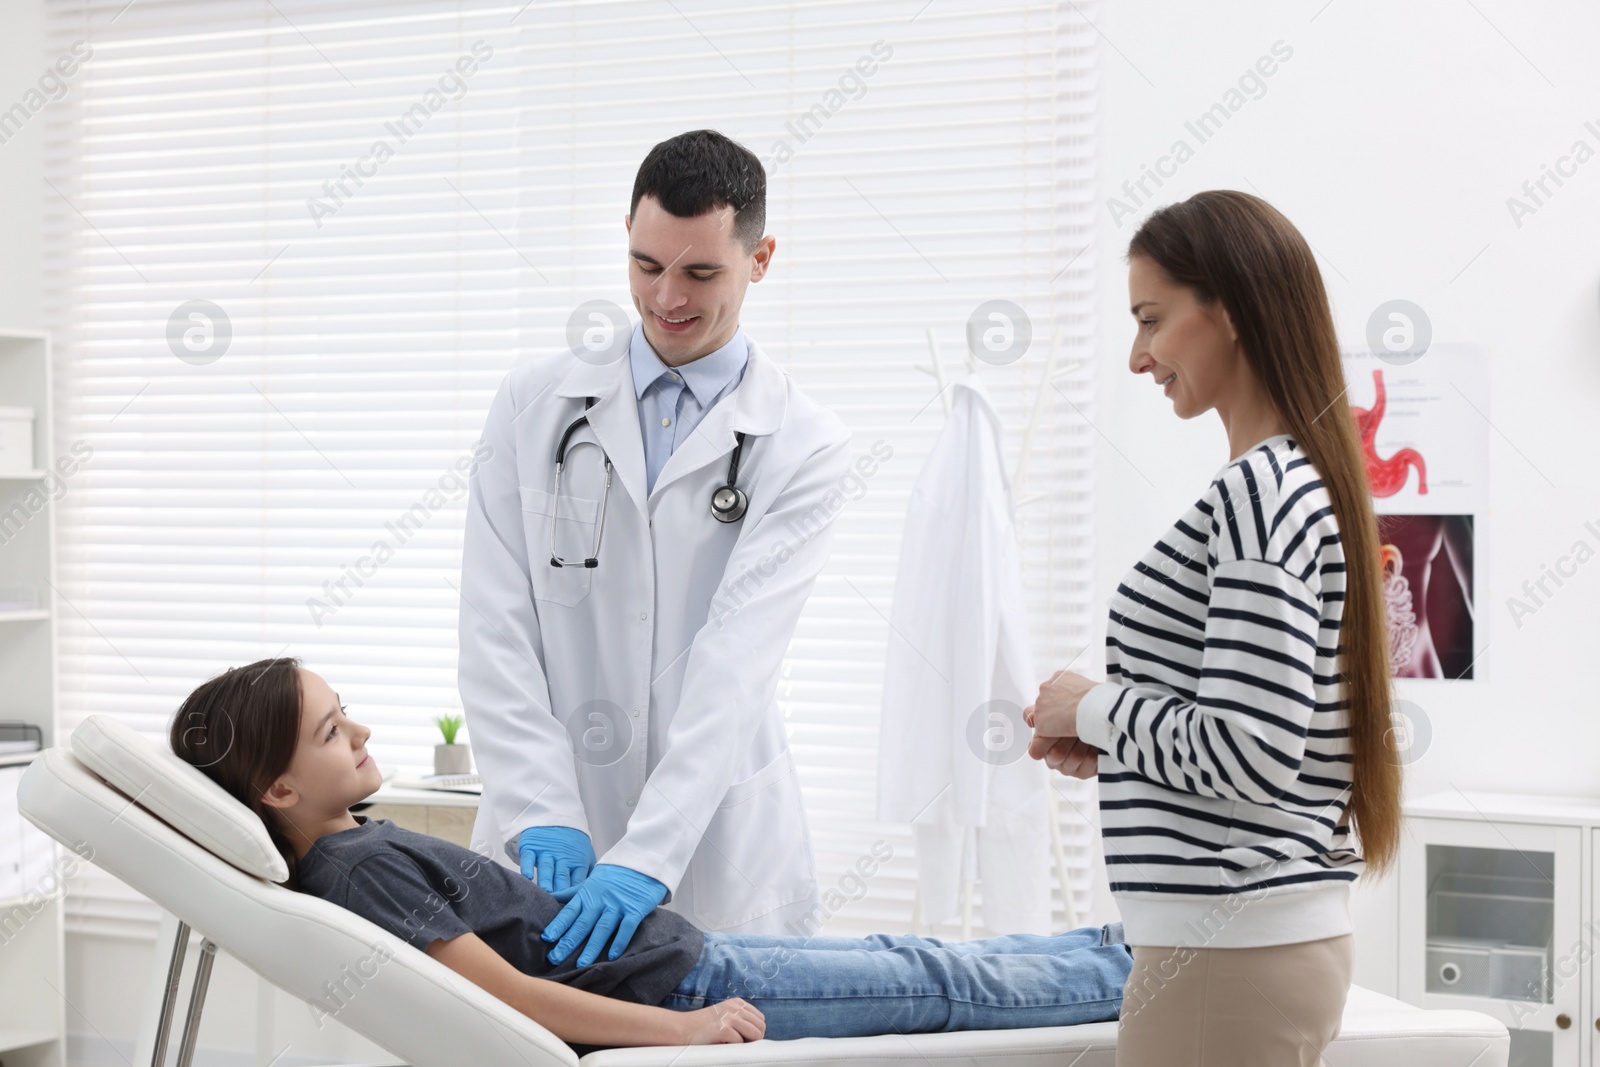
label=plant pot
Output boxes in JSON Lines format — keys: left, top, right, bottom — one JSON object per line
{"left": 434, "top": 743, "right": 472, "bottom": 775}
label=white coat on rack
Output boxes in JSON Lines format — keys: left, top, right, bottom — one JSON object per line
{"left": 876, "top": 373, "right": 1053, "bottom": 936}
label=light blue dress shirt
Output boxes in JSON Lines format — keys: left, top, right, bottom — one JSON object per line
{"left": 628, "top": 321, "right": 750, "bottom": 494}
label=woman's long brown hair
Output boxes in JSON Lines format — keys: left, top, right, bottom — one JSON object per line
{"left": 169, "top": 657, "right": 307, "bottom": 888}
{"left": 1128, "top": 190, "right": 1402, "bottom": 874}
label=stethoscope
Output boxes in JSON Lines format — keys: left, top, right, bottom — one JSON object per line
{"left": 549, "top": 395, "right": 748, "bottom": 569}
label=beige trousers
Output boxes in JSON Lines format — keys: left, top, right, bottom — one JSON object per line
{"left": 1115, "top": 933, "right": 1354, "bottom": 1067}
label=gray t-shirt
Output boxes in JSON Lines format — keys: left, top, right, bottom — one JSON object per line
{"left": 297, "top": 816, "right": 703, "bottom": 1007}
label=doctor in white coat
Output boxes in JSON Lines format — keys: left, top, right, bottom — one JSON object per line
{"left": 458, "top": 130, "right": 851, "bottom": 970}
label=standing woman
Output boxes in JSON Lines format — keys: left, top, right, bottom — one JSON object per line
{"left": 1023, "top": 190, "right": 1402, "bottom": 1067}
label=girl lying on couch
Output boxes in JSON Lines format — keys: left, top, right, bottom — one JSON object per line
{"left": 170, "top": 657, "right": 1132, "bottom": 1049}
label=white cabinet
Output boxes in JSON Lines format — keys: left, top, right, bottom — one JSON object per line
{"left": 1401, "top": 791, "right": 1600, "bottom": 1067}
{"left": 0, "top": 328, "right": 64, "bottom": 1067}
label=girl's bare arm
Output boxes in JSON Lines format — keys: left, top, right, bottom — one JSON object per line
{"left": 424, "top": 929, "right": 764, "bottom": 1047}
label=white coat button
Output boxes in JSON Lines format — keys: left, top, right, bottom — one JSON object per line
{"left": 626, "top": 798, "right": 635, "bottom": 807}
{"left": 640, "top": 610, "right": 648, "bottom": 620}
{"left": 632, "top": 708, "right": 640, "bottom": 717}
{"left": 661, "top": 417, "right": 671, "bottom": 427}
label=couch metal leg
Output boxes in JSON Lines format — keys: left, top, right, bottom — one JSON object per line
{"left": 150, "top": 919, "right": 190, "bottom": 1067}
{"left": 175, "top": 937, "right": 219, "bottom": 1067}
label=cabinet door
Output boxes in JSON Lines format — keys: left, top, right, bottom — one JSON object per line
{"left": 1588, "top": 830, "right": 1600, "bottom": 1067}
{"left": 18, "top": 803, "right": 56, "bottom": 894}
{"left": 1400, "top": 816, "right": 1579, "bottom": 1066}
{"left": 0, "top": 766, "right": 23, "bottom": 902}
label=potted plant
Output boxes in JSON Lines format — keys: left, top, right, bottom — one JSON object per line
{"left": 433, "top": 713, "right": 472, "bottom": 775}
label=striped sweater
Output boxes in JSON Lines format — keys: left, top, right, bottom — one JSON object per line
{"left": 1076, "top": 433, "right": 1365, "bottom": 949}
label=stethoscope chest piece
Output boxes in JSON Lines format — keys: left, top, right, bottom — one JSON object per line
{"left": 710, "top": 430, "right": 750, "bottom": 523}
{"left": 711, "top": 484, "right": 748, "bottom": 524}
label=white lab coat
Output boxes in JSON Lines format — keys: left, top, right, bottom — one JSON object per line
{"left": 458, "top": 337, "right": 851, "bottom": 933}
{"left": 876, "top": 375, "right": 1053, "bottom": 934}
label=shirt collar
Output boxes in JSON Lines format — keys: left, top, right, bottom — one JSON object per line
{"left": 629, "top": 320, "right": 749, "bottom": 406}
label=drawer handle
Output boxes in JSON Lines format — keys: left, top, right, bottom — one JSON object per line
{"left": 1556, "top": 1014, "right": 1571, "bottom": 1030}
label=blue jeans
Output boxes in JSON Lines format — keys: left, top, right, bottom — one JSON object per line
{"left": 659, "top": 922, "right": 1132, "bottom": 1040}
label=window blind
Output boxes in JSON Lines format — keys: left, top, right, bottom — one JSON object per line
{"left": 41, "top": 0, "right": 1100, "bottom": 940}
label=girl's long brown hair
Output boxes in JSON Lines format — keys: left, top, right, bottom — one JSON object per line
{"left": 1128, "top": 190, "right": 1402, "bottom": 874}
{"left": 169, "top": 657, "right": 307, "bottom": 888}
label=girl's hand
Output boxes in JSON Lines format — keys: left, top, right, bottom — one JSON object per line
{"left": 674, "top": 998, "right": 766, "bottom": 1044}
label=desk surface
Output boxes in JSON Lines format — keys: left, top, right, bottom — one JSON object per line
{"left": 357, "top": 779, "right": 482, "bottom": 809}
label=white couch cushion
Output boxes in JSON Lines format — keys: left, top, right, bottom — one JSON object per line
{"left": 69, "top": 712, "right": 288, "bottom": 882}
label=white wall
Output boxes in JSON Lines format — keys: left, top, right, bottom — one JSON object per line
{"left": 1089, "top": 0, "right": 1600, "bottom": 993}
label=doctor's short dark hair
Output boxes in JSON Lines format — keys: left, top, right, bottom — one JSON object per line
{"left": 630, "top": 129, "right": 767, "bottom": 253}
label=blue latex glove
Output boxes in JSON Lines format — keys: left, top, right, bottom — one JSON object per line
{"left": 518, "top": 827, "right": 595, "bottom": 893}
{"left": 541, "top": 863, "right": 667, "bottom": 967}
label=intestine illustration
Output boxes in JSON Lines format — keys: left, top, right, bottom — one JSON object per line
{"left": 1377, "top": 516, "right": 1475, "bottom": 679}
{"left": 1380, "top": 545, "right": 1423, "bottom": 676}
{"left": 1351, "top": 369, "right": 1428, "bottom": 497}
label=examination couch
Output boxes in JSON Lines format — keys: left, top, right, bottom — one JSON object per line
{"left": 16, "top": 715, "right": 1510, "bottom": 1066}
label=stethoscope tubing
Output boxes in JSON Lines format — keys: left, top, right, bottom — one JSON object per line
{"left": 550, "top": 398, "right": 748, "bottom": 568}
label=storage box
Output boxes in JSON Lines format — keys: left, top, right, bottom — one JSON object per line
{"left": 1489, "top": 942, "right": 1549, "bottom": 1002}
{"left": 1425, "top": 868, "right": 1553, "bottom": 1003}
{"left": 0, "top": 406, "right": 36, "bottom": 476}
{"left": 1427, "top": 870, "right": 1553, "bottom": 947}
{"left": 1425, "top": 937, "right": 1492, "bottom": 996}
{"left": 1424, "top": 937, "right": 1550, "bottom": 1002}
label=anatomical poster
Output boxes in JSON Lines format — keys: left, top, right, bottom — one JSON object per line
{"left": 1340, "top": 343, "right": 1489, "bottom": 681}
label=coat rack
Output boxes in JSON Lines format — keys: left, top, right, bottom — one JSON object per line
{"left": 907, "top": 321, "right": 1084, "bottom": 940}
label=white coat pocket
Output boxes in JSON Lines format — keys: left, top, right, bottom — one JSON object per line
{"left": 520, "top": 486, "right": 598, "bottom": 607}
{"left": 690, "top": 746, "right": 817, "bottom": 930}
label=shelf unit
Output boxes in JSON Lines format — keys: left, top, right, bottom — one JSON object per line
{"left": 0, "top": 328, "right": 65, "bottom": 1067}
{"left": 1400, "top": 790, "right": 1600, "bottom": 1067}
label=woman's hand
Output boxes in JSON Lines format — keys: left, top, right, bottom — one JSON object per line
{"left": 1024, "top": 670, "right": 1102, "bottom": 779}
{"left": 673, "top": 998, "right": 766, "bottom": 1044}
{"left": 1028, "top": 735, "right": 1101, "bottom": 778}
